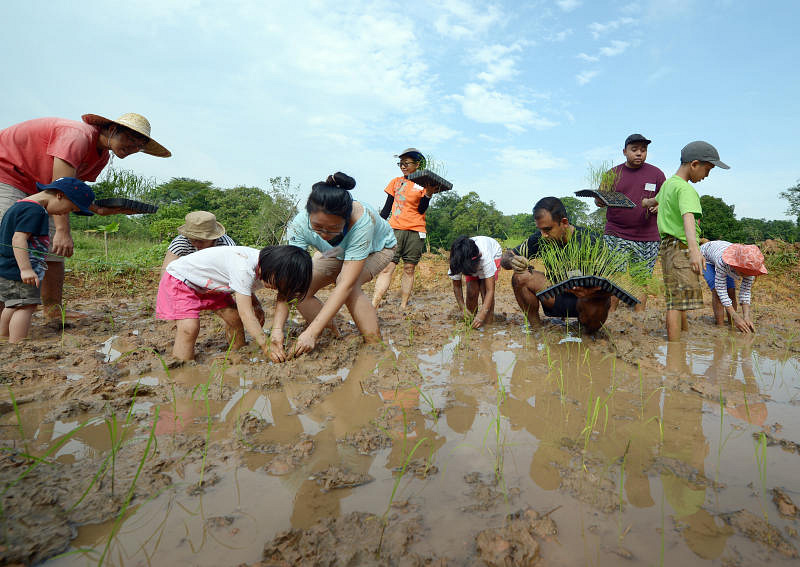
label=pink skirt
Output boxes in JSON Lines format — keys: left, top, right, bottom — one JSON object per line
{"left": 156, "top": 272, "right": 235, "bottom": 320}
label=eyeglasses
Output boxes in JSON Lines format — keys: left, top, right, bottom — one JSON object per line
{"left": 308, "top": 218, "right": 345, "bottom": 236}
{"left": 397, "top": 161, "right": 417, "bottom": 168}
{"left": 118, "top": 127, "right": 150, "bottom": 150}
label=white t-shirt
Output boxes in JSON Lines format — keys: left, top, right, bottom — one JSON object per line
{"left": 166, "top": 246, "right": 263, "bottom": 296}
{"left": 448, "top": 236, "right": 503, "bottom": 280}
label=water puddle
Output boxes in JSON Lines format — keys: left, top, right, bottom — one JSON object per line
{"left": 6, "top": 331, "right": 800, "bottom": 566}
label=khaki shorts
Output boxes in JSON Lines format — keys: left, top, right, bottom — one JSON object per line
{"left": 0, "top": 182, "right": 62, "bottom": 263}
{"left": 392, "top": 229, "right": 426, "bottom": 264}
{"left": 660, "top": 236, "right": 703, "bottom": 311}
{"left": 313, "top": 247, "right": 395, "bottom": 282}
{"left": 0, "top": 276, "right": 42, "bottom": 307}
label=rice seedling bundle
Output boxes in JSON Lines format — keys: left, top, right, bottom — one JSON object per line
{"left": 534, "top": 234, "right": 649, "bottom": 306}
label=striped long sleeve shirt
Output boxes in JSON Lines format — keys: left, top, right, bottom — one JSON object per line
{"left": 167, "top": 234, "right": 236, "bottom": 257}
{"left": 700, "top": 240, "right": 754, "bottom": 307}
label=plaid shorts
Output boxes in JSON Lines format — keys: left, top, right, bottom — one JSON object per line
{"left": 660, "top": 236, "right": 703, "bottom": 311}
{"left": 603, "top": 234, "right": 660, "bottom": 274}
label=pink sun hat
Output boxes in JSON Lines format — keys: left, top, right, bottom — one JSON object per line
{"left": 722, "top": 244, "right": 768, "bottom": 276}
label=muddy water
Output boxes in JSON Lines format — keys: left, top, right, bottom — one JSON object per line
{"left": 3, "top": 324, "right": 789, "bottom": 566}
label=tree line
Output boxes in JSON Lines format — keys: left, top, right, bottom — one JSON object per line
{"left": 79, "top": 169, "right": 800, "bottom": 252}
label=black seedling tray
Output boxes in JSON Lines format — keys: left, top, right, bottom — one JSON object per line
{"left": 95, "top": 198, "right": 159, "bottom": 214}
{"left": 536, "top": 276, "right": 639, "bottom": 307}
{"left": 408, "top": 170, "right": 453, "bottom": 192}
{"left": 575, "top": 189, "right": 636, "bottom": 208}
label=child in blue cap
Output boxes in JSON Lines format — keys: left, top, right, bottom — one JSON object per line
{"left": 0, "top": 177, "right": 94, "bottom": 342}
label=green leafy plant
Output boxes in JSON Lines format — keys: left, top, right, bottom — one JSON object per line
{"left": 536, "top": 233, "right": 648, "bottom": 300}
{"left": 84, "top": 221, "right": 120, "bottom": 259}
{"left": 587, "top": 161, "right": 622, "bottom": 192}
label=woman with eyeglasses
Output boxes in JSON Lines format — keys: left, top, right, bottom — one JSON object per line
{"left": 371, "top": 148, "right": 437, "bottom": 310}
{"left": 285, "top": 172, "right": 396, "bottom": 358}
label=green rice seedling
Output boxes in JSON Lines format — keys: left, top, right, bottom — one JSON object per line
{"left": 581, "top": 396, "right": 603, "bottom": 457}
{"left": 377, "top": 408, "right": 429, "bottom": 556}
{"left": 2, "top": 417, "right": 96, "bottom": 499}
{"left": 537, "top": 230, "right": 648, "bottom": 302}
{"left": 58, "top": 303, "right": 67, "bottom": 349}
{"left": 482, "top": 369, "right": 510, "bottom": 488}
{"left": 417, "top": 154, "right": 448, "bottom": 179}
{"left": 618, "top": 440, "right": 631, "bottom": 540}
{"left": 69, "top": 382, "right": 143, "bottom": 509}
{"left": 414, "top": 385, "right": 439, "bottom": 421}
{"left": 586, "top": 161, "right": 622, "bottom": 193}
{"left": 754, "top": 431, "right": 769, "bottom": 521}
{"left": 6, "top": 387, "right": 30, "bottom": 459}
{"left": 98, "top": 406, "right": 160, "bottom": 567}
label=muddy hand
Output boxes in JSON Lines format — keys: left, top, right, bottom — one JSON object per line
{"left": 269, "top": 339, "right": 286, "bottom": 363}
{"left": 510, "top": 255, "right": 529, "bottom": 273}
{"left": 291, "top": 330, "right": 317, "bottom": 357}
{"left": 732, "top": 315, "right": 753, "bottom": 334}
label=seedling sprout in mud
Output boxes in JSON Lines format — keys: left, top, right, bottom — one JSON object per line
{"left": 1, "top": 250, "right": 799, "bottom": 566}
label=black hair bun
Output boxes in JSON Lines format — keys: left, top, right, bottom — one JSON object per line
{"left": 325, "top": 172, "right": 356, "bottom": 190}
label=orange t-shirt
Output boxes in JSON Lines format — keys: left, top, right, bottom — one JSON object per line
{"left": 384, "top": 176, "right": 427, "bottom": 232}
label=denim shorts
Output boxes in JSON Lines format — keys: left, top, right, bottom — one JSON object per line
{"left": 703, "top": 262, "right": 735, "bottom": 291}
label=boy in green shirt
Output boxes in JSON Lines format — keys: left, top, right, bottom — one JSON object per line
{"left": 642, "top": 141, "right": 729, "bottom": 341}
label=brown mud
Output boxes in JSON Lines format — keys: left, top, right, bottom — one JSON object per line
{"left": 1, "top": 254, "right": 799, "bottom": 566}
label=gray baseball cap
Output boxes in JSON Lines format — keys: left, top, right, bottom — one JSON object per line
{"left": 680, "top": 141, "right": 730, "bottom": 169}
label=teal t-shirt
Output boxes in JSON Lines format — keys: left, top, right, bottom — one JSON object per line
{"left": 655, "top": 175, "right": 702, "bottom": 245}
{"left": 287, "top": 201, "right": 396, "bottom": 261}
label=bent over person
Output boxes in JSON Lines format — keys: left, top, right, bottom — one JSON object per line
{"left": 0, "top": 112, "right": 170, "bottom": 322}
{"left": 501, "top": 197, "right": 612, "bottom": 333}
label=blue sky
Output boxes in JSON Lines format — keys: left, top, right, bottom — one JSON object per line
{"left": 4, "top": 0, "right": 798, "bottom": 220}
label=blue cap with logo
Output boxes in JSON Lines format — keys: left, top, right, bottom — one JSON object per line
{"left": 35, "top": 177, "right": 95, "bottom": 216}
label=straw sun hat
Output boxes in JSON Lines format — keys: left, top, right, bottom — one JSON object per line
{"left": 81, "top": 112, "right": 171, "bottom": 157}
{"left": 178, "top": 211, "right": 226, "bottom": 241}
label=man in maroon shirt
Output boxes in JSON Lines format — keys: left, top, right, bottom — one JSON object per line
{"left": 596, "top": 133, "right": 665, "bottom": 311}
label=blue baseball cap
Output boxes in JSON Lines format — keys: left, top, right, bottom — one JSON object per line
{"left": 36, "top": 177, "right": 95, "bottom": 216}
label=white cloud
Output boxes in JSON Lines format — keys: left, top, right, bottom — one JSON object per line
{"left": 556, "top": 0, "right": 582, "bottom": 12}
{"left": 498, "top": 148, "right": 568, "bottom": 171}
{"left": 577, "top": 52, "right": 599, "bottom": 62}
{"left": 588, "top": 17, "right": 635, "bottom": 39}
{"left": 546, "top": 28, "right": 573, "bottom": 42}
{"left": 646, "top": 65, "right": 672, "bottom": 84}
{"left": 454, "top": 83, "right": 557, "bottom": 131}
{"left": 434, "top": 0, "right": 503, "bottom": 39}
{"left": 598, "top": 40, "right": 630, "bottom": 57}
{"left": 575, "top": 70, "right": 599, "bottom": 85}
{"left": 473, "top": 42, "right": 523, "bottom": 84}
{"left": 582, "top": 144, "right": 619, "bottom": 163}
{"left": 394, "top": 120, "right": 461, "bottom": 146}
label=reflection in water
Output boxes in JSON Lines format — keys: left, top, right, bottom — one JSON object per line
{"left": 20, "top": 330, "right": 800, "bottom": 566}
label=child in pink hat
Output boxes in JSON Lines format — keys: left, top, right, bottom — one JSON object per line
{"left": 700, "top": 240, "right": 767, "bottom": 333}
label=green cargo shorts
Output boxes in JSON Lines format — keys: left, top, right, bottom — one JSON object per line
{"left": 392, "top": 229, "right": 426, "bottom": 265}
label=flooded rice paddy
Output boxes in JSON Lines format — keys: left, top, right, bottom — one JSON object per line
{"left": 1, "top": 267, "right": 799, "bottom": 566}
